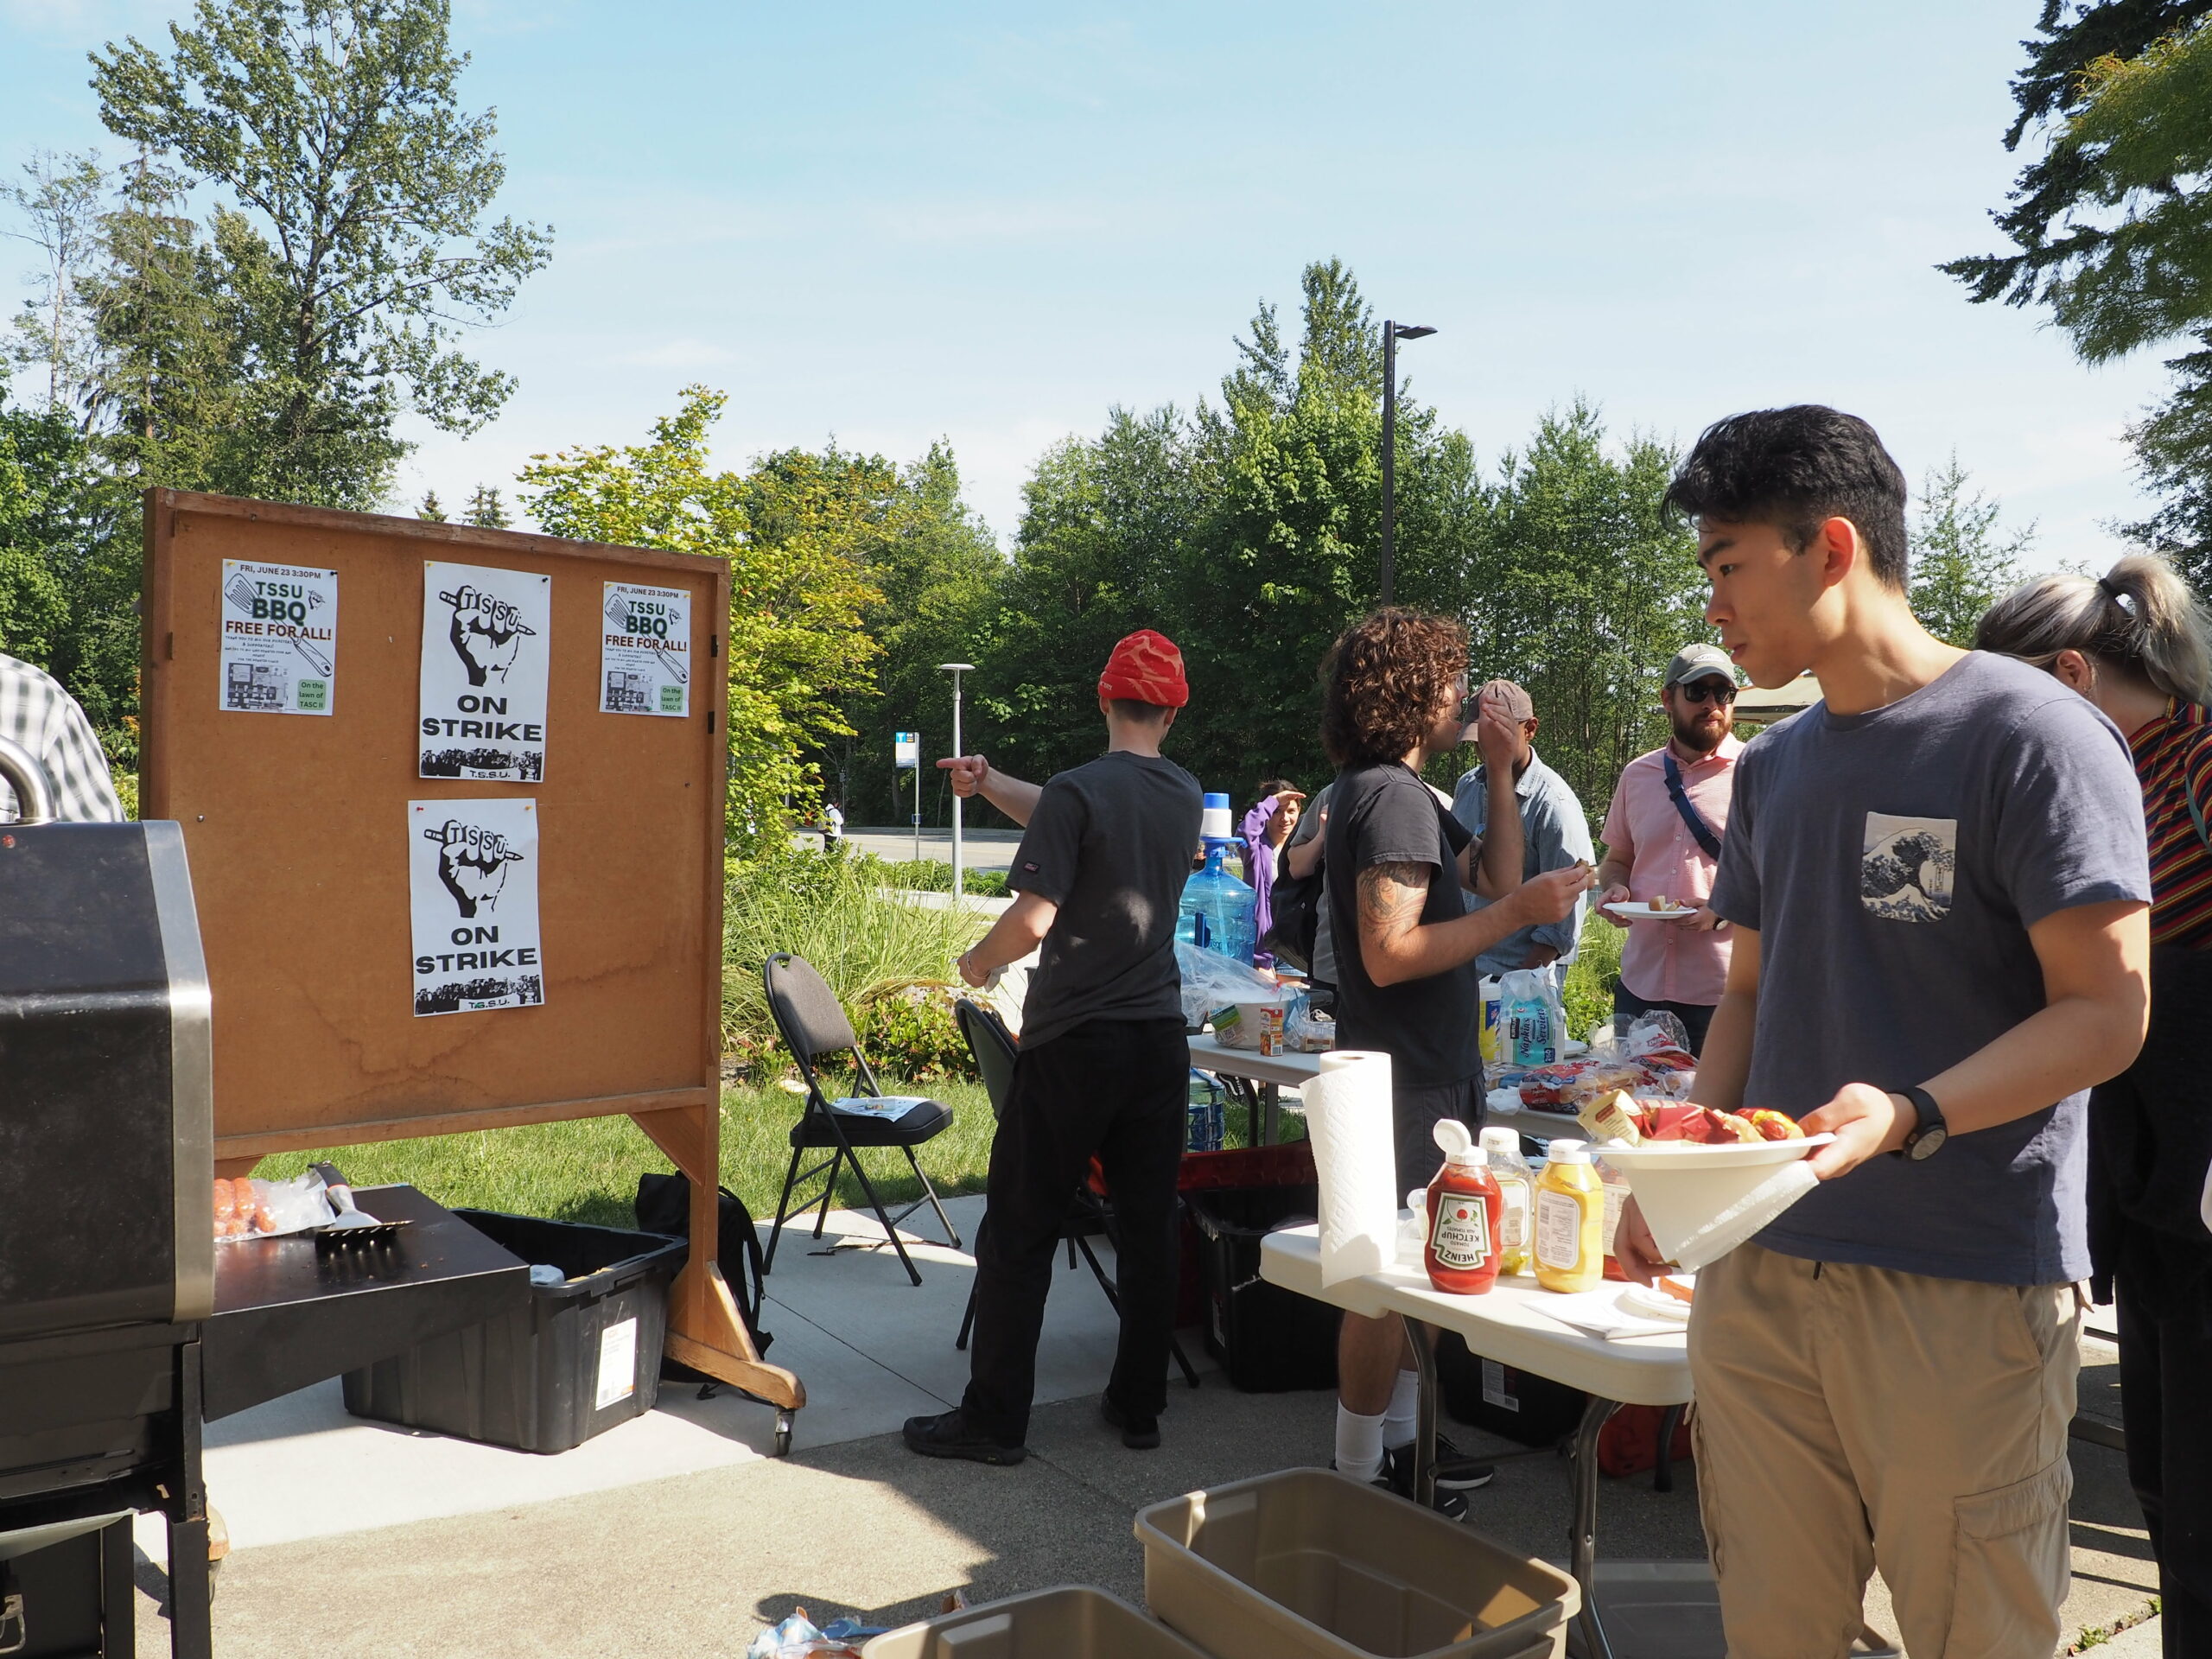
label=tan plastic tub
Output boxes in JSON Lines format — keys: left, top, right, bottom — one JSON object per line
{"left": 1135, "top": 1468, "right": 1580, "bottom": 1659}
{"left": 861, "top": 1586, "right": 1215, "bottom": 1658}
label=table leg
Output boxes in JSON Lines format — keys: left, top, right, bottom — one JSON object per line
{"left": 1262, "top": 1082, "right": 1280, "bottom": 1147}
{"left": 1410, "top": 1320, "right": 1439, "bottom": 1510}
{"left": 1569, "top": 1395, "right": 1622, "bottom": 1659}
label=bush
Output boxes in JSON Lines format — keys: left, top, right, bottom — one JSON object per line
{"left": 874, "top": 856, "right": 1010, "bottom": 897}
{"left": 854, "top": 982, "right": 973, "bottom": 1082}
{"left": 1560, "top": 921, "right": 1623, "bottom": 1046}
{"left": 723, "top": 846, "right": 987, "bottom": 1071}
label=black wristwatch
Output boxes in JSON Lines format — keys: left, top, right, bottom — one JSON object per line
{"left": 1892, "top": 1086, "right": 1948, "bottom": 1161}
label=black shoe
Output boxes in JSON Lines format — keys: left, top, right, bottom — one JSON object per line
{"left": 1426, "top": 1434, "right": 1497, "bottom": 1491}
{"left": 1333, "top": 1457, "right": 1466, "bottom": 1521}
{"left": 903, "top": 1408, "right": 1027, "bottom": 1465}
{"left": 1101, "top": 1394, "right": 1161, "bottom": 1451}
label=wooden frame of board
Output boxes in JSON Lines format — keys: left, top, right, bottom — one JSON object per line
{"left": 138, "top": 489, "right": 801, "bottom": 1425}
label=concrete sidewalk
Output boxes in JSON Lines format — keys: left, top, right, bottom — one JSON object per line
{"left": 136, "top": 1198, "right": 2161, "bottom": 1656}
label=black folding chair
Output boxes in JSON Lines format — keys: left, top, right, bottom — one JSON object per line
{"left": 760, "top": 952, "right": 961, "bottom": 1287}
{"left": 953, "top": 1000, "right": 1199, "bottom": 1389}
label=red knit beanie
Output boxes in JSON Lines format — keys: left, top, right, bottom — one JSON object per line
{"left": 1097, "top": 629, "right": 1189, "bottom": 708}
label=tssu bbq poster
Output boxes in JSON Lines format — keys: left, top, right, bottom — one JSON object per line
{"left": 219, "top": 559, "right": 337, "bottom": 715}
{"left": 600, "top": 581, "right": 692, "bottom": 717}
{"left": 410, "top": 798, "right": 544, "bottom": 1016}
{"left": 419, "top": 561, "right": 550, "bottom": 781}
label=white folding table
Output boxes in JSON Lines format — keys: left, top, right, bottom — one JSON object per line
{"left": 1259, "top": 1224, "right": 1694, "bottom": 1659}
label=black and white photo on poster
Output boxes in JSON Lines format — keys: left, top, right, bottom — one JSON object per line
{"left": 219, "top": 559, "right": 336, "bottom": 715}
{"left": 419, "top": 561, "right": 550, "bottom": 781}
{"left": 410, "top": 798, "right": 544, "bottom": 1015}
{"left": 600, "top": 581, "right": 691, "bottom": 717}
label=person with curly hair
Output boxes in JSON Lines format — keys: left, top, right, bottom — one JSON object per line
{"left": 1319, "top": 608, "right": 1593, "bottom": 1511}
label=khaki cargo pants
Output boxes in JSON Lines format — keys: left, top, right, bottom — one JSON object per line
{"left": 1688, "top": 1243, "right": 2082, "bottom": 1659}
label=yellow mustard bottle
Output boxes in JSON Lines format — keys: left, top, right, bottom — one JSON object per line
{"left": 1533, "top": 1138, "right": 1605, "bottom": 1294}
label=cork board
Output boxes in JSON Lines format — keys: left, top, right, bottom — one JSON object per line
{"left": 138, "top": 490, "right": 732, "bottom": 1160}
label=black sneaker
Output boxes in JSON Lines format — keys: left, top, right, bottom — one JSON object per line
{"left": 1334, "top": 1457, "right": 1467, "bottom": 1521}
{"left": 1426, "top": 1434, "right": 1498, "bottom": 1491}
{"left": 903, "top": 1408, "right": 1027, "bottom": 1465}
{"left": 1100, "top": 1394, "right": 1161, "bottom": 1451}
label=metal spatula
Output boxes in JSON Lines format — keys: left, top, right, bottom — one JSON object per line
{"left": 309, "top": 1162, "right": 407, "bottom": 1244}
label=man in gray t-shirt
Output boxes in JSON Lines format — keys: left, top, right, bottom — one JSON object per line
{"left": 1616, "top": 407, "right": 2152, "bottom": 1658}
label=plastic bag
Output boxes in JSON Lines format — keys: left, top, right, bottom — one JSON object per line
{"left": 1497, "top": 969, "right": 1562, "bottom": 1067}
{"left": 746, "top": 1611, "right": 865, "bottom": 1659}
{"left": 1285, "top": 993, "right": 1336, "bottom": 1053}
{"left": 1176, "top": 941, "right": 1292, "bottom": 1031}
{"left": 213, "top": 1170, "right": 334, "bottom": 1243}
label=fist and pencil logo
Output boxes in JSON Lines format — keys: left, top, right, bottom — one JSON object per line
{"left": 440, "top": 583, "right": 537, "bottom": 688}
{"left": 423, "top": 818, "right": 524, "bottom": 918}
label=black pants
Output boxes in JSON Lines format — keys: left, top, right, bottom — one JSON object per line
{"left": 1611, "top": 981, "right": 1714, "bottom": 1057}
{"left": 2118, "top": 1265, "right": 2212, "bottom": 1655}
{"left": 961, "top": 1016, "right": 1188, "bottom": 1446}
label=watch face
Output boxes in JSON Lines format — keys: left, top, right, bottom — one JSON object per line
{"left": 1910, "top": 1124, "right": 1948, "bottom": 1160}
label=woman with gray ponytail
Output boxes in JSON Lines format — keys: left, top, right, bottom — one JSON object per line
{"left": 1978, "top": 553, "right": 2212, "bottom": 1652}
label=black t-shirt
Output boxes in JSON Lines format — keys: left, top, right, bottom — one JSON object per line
{"left": 1325, "top": 760, "right": 1480, "bottom": 1089}
{"left": 1008, "top": 751, "right": 1205, "bottom": 1048}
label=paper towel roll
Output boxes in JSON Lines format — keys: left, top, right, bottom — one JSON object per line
{"left": 1303, "top": 1049, "right": 1399, "bottom": 1287}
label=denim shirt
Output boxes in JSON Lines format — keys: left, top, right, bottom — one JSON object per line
{"left": 1450, "top": 747, "right": 1595, "bottom": 976}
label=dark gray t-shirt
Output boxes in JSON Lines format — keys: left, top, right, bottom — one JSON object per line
{"left": 1325, "top": 761, "right": 1481, "bottom": 1090}
{"left": 1710, "top": 652, "right": 2150, "bottom": 1285}
{"left": 1010, "top": 751, "right": 1204, "bottom": 1049}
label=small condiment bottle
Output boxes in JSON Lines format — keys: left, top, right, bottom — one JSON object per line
{"left": 1534, "top": 1138, "right": 1605, "bottom": 1294}
{"left": 1479, "top": 1127, "right": 1535, "bottom": 1276}
{"left": 1423, "top": 1120, "right": 1503, "bottom": 1295}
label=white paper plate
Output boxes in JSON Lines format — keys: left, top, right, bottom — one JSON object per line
{"left": 1601, "top": 1135, "right": 1832, "bottom": 1272}
{"left": 1604, "top": 901, "right": 1696, "bottom": 921}
{"left": 1599, "top": 1134, "right": 1833, "bottom": 1172}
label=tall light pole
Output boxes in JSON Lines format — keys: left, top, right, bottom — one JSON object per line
{"left": 939, "top": 663, "right": 974, "bottom": 903}
{"left": 1380, "top": 320, "right": 1437, "bottom": 607}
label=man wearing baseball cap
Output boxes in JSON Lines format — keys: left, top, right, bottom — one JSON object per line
{"left": 906, "top": 629, "right": 1203, "bottom": 1465}
{"left": 1591, "top": 642, "right": 1745, "bottom": 1053}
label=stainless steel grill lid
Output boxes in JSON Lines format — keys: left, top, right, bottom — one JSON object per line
{"left": 0, "top": 741, "right": 213, "bottom": 1336}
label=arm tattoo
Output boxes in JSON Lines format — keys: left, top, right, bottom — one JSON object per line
{"left": 1357, "top": 861, "right": 1431, "bottom": 938}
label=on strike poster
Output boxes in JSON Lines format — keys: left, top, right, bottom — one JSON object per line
{"left": 419, "top": 562, "right": 550, "bottom": 781}
{"left": 409, "top": 798, "right": 544, "bottom": 1016}
{"left": 599, "top": 581, "right": 692, "bottom": 717}
{"left": 219, "top": 559, "right": 337, "bottom": 715}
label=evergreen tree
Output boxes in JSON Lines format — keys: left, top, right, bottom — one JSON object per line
{"left": 463, "top": 484, "right": 510, "bottom": 528}
{"left": 1908, "top": 458, "right": 2033, "bottom": 647}
{"left": 417, "top": 489, "right": 447, "bottom": 521}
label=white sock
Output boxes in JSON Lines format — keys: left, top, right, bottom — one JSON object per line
{"left": 1382, "top": 1367, "right": 1421, "bottom": 1451}
{"left": 1335, "top": 1403, "right": 1387, "bottom": 1482}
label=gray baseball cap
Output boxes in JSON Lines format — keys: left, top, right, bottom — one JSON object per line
{"left": 1664, "top": 643, "right": 1737, "bottom": 688}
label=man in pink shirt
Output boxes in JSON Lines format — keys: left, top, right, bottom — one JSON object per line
{"left": 1592, "top": 643, "right": 1743, "bottom": 1052}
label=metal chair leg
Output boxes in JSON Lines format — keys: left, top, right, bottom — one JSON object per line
{"left": 904, "top": 1143, "right": 963, "bottom": 1249}
{"left": 1653, "top": 1402, "right": 1685, "bottom": 1493}
{"left": 763, "top": 1143, "right": 807, "bottom": 1274}
{"left": 810, "top": 1146, "right": 843, "bottom": 1239}
{"left": 957, "top": 1281, "right": 978, "bottom": 1351}
{"left": 845, "top": 1146, "right": 924, "bottom": 1287}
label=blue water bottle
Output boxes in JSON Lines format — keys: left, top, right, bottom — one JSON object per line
{"left": 1177, "top": 842, "right": 1258, "bottom": 963}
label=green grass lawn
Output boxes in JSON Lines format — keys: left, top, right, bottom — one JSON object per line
{"left": 259, "top": 1075, "right": 1001, "bottom": 1233}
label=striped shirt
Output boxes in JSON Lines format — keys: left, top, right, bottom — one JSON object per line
{"left": 0, "top": 652, "right": 125, "bottom": 823}
{"left": 2133, "top": 697, "right": 2212, "bottom": 950}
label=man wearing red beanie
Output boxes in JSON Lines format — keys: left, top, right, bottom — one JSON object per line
{"left": 906, "top": 629, "right": 1204, "bottom": 1463}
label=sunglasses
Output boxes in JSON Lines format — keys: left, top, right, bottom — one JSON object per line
{"left": 1677, "top": 678, "right": 1738, "bottom": 705}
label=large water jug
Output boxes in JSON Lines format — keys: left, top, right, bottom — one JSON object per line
{"left": 1177, "top": 842, "right": 1257, "bottom": 963}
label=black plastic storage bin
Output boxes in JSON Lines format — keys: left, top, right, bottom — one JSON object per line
{"left": 1183, "top": 1186, "right": 1338, "bottom": 1392}
{"left": 1435, "top": 1328, "right": 1589, "bottom": 1445}
{"left": 340, "top": 1210, "right": 686, "bottom": 1454}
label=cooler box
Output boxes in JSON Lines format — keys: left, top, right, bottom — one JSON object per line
{"left": 1176, "top": 1141, "right": 1315, "bottom": 1327}
{"left": 1135, "top": 1467, "right": 1580, "bottom": 1659}
{"left": 863, "top": 1586, "right": 1213, "bottom": 1658}
{"left": 341, "top": 1210, "right": 684, "bottom": 1453}
{"left": 1183, "top": 1186, "right": 1338, "bottom": 1391}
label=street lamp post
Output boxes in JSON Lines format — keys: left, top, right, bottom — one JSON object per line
{"left": 939, "top": 663, "right": 975, "bottom": 903}
{"left": 1380, "top": 319, "right": 1437, "bottom": 607}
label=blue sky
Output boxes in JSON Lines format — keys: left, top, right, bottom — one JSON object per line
{"left": 0, "top": 1, "right": 2176, "bottom": 569}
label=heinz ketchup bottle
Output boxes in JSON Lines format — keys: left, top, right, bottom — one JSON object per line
{"left": 1424, "top": 1119, "right": 1503, "bottom": 1295}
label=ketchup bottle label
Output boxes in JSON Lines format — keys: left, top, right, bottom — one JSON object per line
{"left": 1428, "top": 1198, "right": 1493, "bottom": 1272}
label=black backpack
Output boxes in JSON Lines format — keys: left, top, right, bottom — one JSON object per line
{"left": 1262, "top": 836, "right": 1322, "bottom": 972}
{"left": 634, "top": 1173, "right": 772, "bottom": 1391}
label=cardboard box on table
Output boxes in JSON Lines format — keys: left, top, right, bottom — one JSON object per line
{"left": 137, "top": 489, "right": 800, "bottom": 1428}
